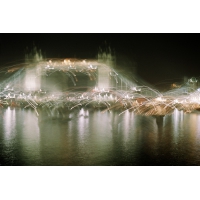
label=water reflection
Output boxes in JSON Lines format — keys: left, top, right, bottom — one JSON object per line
{"left": 3, "top": 107, "right": 16, "bottom": 139}
{"left": 1, "top": 107, "right": 200, "bottom": 166}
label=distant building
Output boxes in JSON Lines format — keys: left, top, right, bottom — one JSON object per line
{"left": 188, "top": 77, "right": 198, "bottom": 90}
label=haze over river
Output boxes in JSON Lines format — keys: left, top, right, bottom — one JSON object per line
{"left": 1, "top": 107, "right": 200, "bottom": 166}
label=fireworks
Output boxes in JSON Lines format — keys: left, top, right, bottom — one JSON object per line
{"left": 0, "top": 58, "right": 200, "bottom": 117}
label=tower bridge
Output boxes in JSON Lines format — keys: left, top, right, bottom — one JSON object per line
{"left": 1, "top": 57, "right": 200, "bottom": 116}
{"left": 1, "top": 58, "right": 144, "bottom": 94}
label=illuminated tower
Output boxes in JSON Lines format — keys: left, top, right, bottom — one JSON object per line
{"left": 97, "top": 49, "right": 116, "bottom": 90}
{"left": 24, "top": 64, "right": 42, "bottom": 92}
{"left": 24, "top": 47, "right": 43, "bottom": 91}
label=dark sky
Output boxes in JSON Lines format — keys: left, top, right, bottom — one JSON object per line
{"left": 1, "top": 33, "right": 200, "bottom": 86}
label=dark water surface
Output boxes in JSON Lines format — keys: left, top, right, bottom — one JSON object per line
{"left": 1, "top": 107, "right": 200, "bottom": 166}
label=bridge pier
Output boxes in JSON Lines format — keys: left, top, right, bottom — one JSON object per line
{"left": 155, "top": 115, "right": 164, "bottom": 126}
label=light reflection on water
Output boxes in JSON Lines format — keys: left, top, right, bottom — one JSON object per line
{"left": 1, "top": 107, "right": 200, "bottom": 166}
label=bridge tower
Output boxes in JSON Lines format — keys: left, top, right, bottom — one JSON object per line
{"left": 97, "top": 50, "right": 116, "bottom": 90}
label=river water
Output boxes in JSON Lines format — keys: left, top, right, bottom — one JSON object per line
{"left": 1, "top": 107, "right": 200, "bottom": 166}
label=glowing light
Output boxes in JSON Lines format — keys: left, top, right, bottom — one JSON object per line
{"left": 155, "top": 97, "right": 166, "bottom": 102}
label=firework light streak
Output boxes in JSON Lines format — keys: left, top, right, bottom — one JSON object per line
{"left": 0, "top": 58, "right": 200, "bottom": 117}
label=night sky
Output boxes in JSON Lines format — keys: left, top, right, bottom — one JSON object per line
{"left": 1, "top": 33, "right": 200, "bottom": 87}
